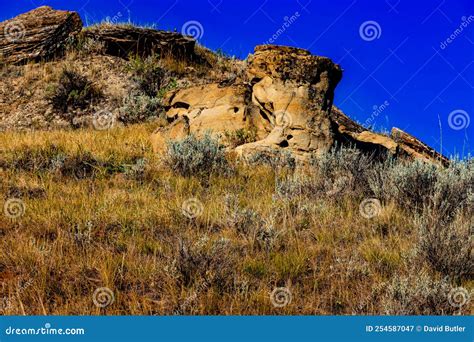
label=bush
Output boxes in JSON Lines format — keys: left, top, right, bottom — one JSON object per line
{"left": 49, "top": 69, "right": 102, "bottom": 113}
{"left": 312, "top": 145, "right": 375, "bottom": 196}
{"left": 429, "top": 160, "right": 474, "bottom": 219}
{"left": 369, "top": 160, "right": 439, "bottom": 211}
{"left": 369, "top": 159, "right": 473, "bottom": 217}
{"left": 118, "top": 95, "right": 163, "bottom": 124}
{"left": 416, "top": 214, "right": 473, "bottom": 279}
{"left": 382, "top": 272, "right": 459, "bottom": 315}
{"left": 164, "top": 133, "right": 230, "bottom": 177}
{"left": 127, "top": 55, "right": 165, "bottom": 97}
{"left": 248, "top": 150, "right": 296, "bottom": 171}
{"left": 223, "top": 128, "right": 257, "bottom": 148}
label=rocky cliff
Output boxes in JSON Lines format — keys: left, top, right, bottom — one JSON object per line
{"left": 0, "top": 6, "right": 448, "bottom": 165}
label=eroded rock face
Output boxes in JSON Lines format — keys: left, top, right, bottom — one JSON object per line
{"left": 151, "top": 83, "right": 271, "bottom": 152}
{"left": 236, "top": 46, "right": 342, "bottom": 160}
{"left": 154, "top": 45, "right": 343, "bottom": 161}
{"left": 83, "top": 24, "right": 198, "bottom": 61}
{"left": 0, "top": 6, "right": 83, "bottom": 65}
{"left": 330, "top": 107, "right": 449, "bottom": 165}
{"left": 392, "top": 127, "right": 449, "bottom": 166}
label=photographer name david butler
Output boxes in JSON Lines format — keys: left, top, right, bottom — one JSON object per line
{"left": 423, "top": 325, "right": 466, "bottom": 333}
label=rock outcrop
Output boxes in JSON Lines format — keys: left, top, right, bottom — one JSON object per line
{"left": 152, "top": 45, "right": 343, "bottom": 161}
{"left": 83, "top": 24, "right": 197, "bottom": 61}
{"left": 0, "top": 6, "right": 450, "bottom": 165}
{"left": 235, "top": 45, "right": 342, "bottom": 160}
{"left": 330, "top": 107, "right": 449, "bottom": 165}
{"left": 0, "top": 6, "right": 83, "bottom": 65}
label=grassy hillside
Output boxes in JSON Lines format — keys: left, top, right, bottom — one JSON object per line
{"left": 0, "top": 124, "right": 472, "bottom": 315}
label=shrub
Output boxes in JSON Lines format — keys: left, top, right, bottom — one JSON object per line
{"left": 224, "top": 194, "right": 262, "bottom": 235}
{"left": 48, "top": 69, "right": 102, "bottom": 113}
{"left": 164, "top": 133, "right": 230, "bottom": 177}
{"left": 223, "top": 128, "right": 257, "bottom": 148}
{"left": 248, "top": 150, "right": 296, "bottom": 171}
{"left": 429, "top": 160, "right": 474, "bottom": 219}
{"left": 312, "top": 145, "right": 375, "bottom": 196}
{"left": 369, "top": 159, "right": 473, "bottom": 217}
{"left": 381, "top": 272, "right": 459, "bottom": 315}
{"left": 369, "top": 160, "right": 439, "bottom": 211}
{"left": 118, "top": 95, "right": 163, "bottom": 124}
{"left": 176, "top": 237, "right": 236, "bottom": 289}
{"left": 127, "top": 55, "right": 165, "bottom": 97}
{"left": 416, "top": 214, "right": 473, "bottom": 279}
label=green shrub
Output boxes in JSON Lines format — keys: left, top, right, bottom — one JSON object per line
{"left": 164, "top": 133, "right": 230, "bottom": 177}
{"left": 248, "top": 150, "right": 296, "bottom": 171}
{"left": 118, "top": 95, "right": 163, "bottom": 124}
{"left": 48, "top": 69, "right": 102, "bottom": 113}
{"left": 416, "top": 214, "right": 473, "bottom": 279}
{"left": 127, "top": 55, "right": 165, "bottom": 97}
{"left": 312, "top": 145, "right": 375, "bottom": 196}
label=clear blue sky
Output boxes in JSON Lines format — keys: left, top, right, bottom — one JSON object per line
{"left": 2, "top": 0, "right": 473, "bottom": 157}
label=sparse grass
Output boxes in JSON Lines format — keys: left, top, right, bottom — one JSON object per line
{"left": 0, "top": 126, "right": 472, "bottom": 315}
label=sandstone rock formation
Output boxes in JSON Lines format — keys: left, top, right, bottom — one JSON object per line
{"left": 0, "top": 6, "right": 83, "bottom": 65}
{"left": 235, "top": 45, "right": 342, "bottom": 160}
{"left": 0, "top": 6, "right": 450, "bottom": 165}
{"left": 330, "top": 107, "right": 449, "bottom": 165}
{"left": 83, "top": 24, "right": 197, "bottom": 61}
{"left": 152, "top": 45, "right": 343, "bottom": 161}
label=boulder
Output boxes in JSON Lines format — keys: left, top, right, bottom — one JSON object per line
{"left": 0, "top": 6, "right": 83, "bottom": 65}
{"left": 83, "top": 24, "right": 197, "bottom": 61}
{"left": 236, "top": 45, "right": 342, "bottom": 161}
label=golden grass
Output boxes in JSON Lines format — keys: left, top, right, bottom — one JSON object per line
{"left": 0, "top": 124, "right": 472, "bottom": 315}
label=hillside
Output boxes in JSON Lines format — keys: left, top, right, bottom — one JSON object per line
{"left": 0, "top": 6, "right": 472, "bottom": 315}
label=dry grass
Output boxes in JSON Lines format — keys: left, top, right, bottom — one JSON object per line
{"left": 0, "top": 124, "right": 472, "bottom": 315}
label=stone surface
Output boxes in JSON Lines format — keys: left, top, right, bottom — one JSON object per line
{"left": 392, "top": 127, "right": 449, "bottom": 166}
{"left": 0, "top": 6, "right": 83, "bottom": 65}
{"left": 151, "top": 83, "right": 270, "bottom": 153}
{"left": 236, "top": 45, "right": 342, "bottom": 161}
{"left": 83, "top": 24, "right": 197, "bottom": 61}
{"left": 150, "top": 116, "right": 190, "bottom": 153}
{"left": 330, "top": 107, "right": 449, "bottom": 165}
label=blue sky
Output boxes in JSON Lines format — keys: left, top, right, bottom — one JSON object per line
{"left": 2, "top": 0, "right": 473, "bottom": 157}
